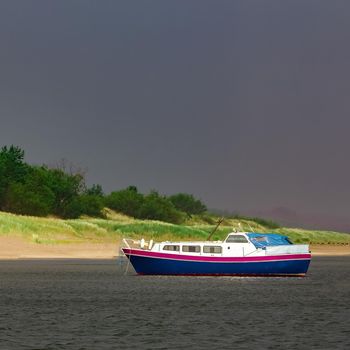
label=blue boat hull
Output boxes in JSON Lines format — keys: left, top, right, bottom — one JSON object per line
{"left": 125, "top": 254, "right": 311, "bottom": 276}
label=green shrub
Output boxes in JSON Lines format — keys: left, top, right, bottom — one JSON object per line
{"left": 0, "top": 145, "right": 29, "bottom": 209}
{"left": 4, "top": 166, "right": 55, "bottom": 216}
{"left": 168, "top": 193, "right": 207, "bottom": 216}
{"left": 105, "top": 186, "right": 144, "bottom": 217}
{"left": 138, "top": 191, "right": 184, "bottom": 224}
{"left": 45, "top": 168, "right": 85, "bottom": 218}
{"left": 85, "top": 184, "right": 104, "bottom": 197}
{"left": 78, "top": 194, "right": 105, "bottom": 218}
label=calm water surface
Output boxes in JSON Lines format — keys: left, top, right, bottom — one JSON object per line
{"left": 0, "top": 257, "right": 349, "bottom": 349}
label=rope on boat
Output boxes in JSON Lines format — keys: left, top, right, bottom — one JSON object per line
{"left": 122, "top": 238, "right": 131, "bottom": 275}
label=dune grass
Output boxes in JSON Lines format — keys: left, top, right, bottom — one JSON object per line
{"left": 0, "top": 211, "right": 349, "bottom": 245}
{"left": 275, "top": 228, "right": 350, "bottom": 245}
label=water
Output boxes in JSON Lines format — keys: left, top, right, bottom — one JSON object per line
{"left": 0, "top": 257, "right": 349, "bottom": 350}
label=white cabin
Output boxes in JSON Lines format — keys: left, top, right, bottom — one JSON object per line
{"left": 149, "top": 232, "right": 309, "bottom": 257}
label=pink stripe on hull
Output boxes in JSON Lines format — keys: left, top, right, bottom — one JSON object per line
{"left": 122, "top": 248, "right": 311, "bottom": 263}
{"left": 137, "top": 273, "right": 307, "bottom": 277}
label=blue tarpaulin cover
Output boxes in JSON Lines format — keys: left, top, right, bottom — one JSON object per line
{"left": 247, "top": 233, "right": 292, "bottom": 248}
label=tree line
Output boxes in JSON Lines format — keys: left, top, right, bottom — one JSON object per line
{"left": 0, "top": 145, "right": 207, "bottom": 223}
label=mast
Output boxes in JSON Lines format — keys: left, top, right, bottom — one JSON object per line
{"left": 206, "top": 217, "right": 224, "bottom": 241}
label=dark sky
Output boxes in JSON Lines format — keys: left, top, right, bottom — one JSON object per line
{"left": 1, "top": 1, "right": 350, "bottom": 230}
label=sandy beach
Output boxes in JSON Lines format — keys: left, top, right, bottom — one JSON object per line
{"left": 0, "top": 236, "right": 349, "bottom": 259}
{"left": 310, "top": 244, "right": 350, "bottom": 256}
{"left": 0, "top": 237, "right": 119, "bottom": 259}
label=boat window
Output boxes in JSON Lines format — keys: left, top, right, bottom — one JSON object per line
{"left": 203, "top": 246, "right": 222, "bottom": 254}
{"left": 226, "top": 235, "right": 248, "bottom": 243}
{"left": 163, "top": 245, "right": 180, "bottom": 251}
{"left": 182, "top": 245, "right": 201, "bottom": 253}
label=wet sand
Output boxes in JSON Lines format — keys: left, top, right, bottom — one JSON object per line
{"left": 0, "top": 236, "right": 349, "bottom": 259}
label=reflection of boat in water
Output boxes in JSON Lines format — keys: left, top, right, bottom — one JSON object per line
{"left": 122, "top": 232, "right": 311, "bottom": 276}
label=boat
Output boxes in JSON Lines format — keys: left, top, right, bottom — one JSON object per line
{"left": 121, "top": 232, "right": 311, "bottom": 276}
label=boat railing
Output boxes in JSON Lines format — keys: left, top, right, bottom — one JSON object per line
{"left": 122, "top": 238, "right": 154, "bottom": 250}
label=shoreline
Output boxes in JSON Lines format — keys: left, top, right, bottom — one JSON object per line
{"left": 0, "top": 237, "right": 349, "bottom": 260}
{"left": 0, "top": 237, "right": 119, "bottom": 260}
{"left": 310, "top": 244, "right": 350, "bottom": 256}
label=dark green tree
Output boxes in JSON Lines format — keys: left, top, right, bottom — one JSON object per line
{"left": 168, "top": 193, "right": 207, "bottom": 217}
{"left": 76, "top": 194, "right": 105, "bottom": 218}
{"left": 44, "top": 168, "right": 85, "bottom": 218}
{"left": 85, "top": 184, "right": 104, "bottom": 197}
{"left": 0, "top": 145, "right": 28, "bottom": 209}
{"left": 138, "top": 191, "right": 184, "bottom": 224}
{"left": 4, "top": 166, "right": 55, "bottom": 216}
{"left": 105, "top": 186, "right": 144, "bottom": 217}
